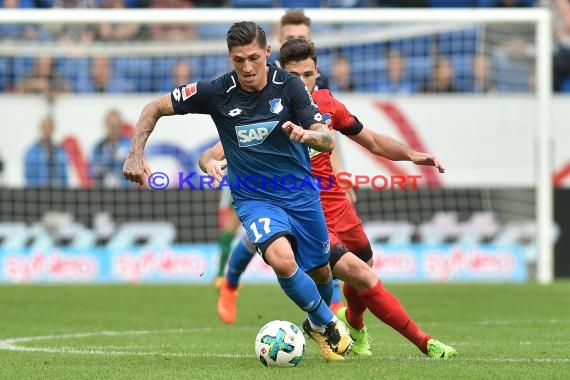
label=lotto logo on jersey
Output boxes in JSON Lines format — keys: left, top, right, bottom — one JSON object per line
{"left": 235, "top": 121, "right": 278, "bottom": 147}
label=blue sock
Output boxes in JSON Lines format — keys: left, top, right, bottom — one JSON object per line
{"left": 225, "top": 236, "right": 255, "bottom": 288}
{"left": 277, "top": 268, "right": 333, "bottom": 326}
{"left": 331, "top": 279, "right": 342, "bottom": 304}
{"left": 316, "top": 278, "right": 333, "bottom": 306}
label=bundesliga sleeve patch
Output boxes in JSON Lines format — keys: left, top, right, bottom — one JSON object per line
{"left": 182, "top": 82, "right": 198, "bottom": 101}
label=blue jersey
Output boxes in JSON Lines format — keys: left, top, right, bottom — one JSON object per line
{"left": 170, "top": 64, "right": 324, "bottom": 208}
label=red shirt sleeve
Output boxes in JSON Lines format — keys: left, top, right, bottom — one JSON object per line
{"left": 320, "top": 90, "right": 363, "bottom": 136}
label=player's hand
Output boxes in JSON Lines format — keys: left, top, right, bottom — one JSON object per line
{"left": 203, "top": 158, "right": 226, "bottom": 189}
{"left": 282, "top": 121, "right": 312, "bottom": 144}
{"left": 410, "top": 152, "right": 445, "bottom": 173}
{"left": 123, "top": 152, "right": 151, "bottom": 186}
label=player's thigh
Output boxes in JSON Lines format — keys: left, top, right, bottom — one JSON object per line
{"left": 288, "top": 202, "right": 331, "bottom": 274}
{"left": 235, "top": 201, "right": 299, "bottom": 276}
{"left": 335, "top": 203, "right": 373, "bottom": 264}
{"left": 235, "top": 200, "right": 291, "bottom": 247}
{"left": 332, "top": 250, "right": 378, "bottom": 291}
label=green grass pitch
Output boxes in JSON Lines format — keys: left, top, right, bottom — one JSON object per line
{"left": 0, "top": 282, "right": 569, "bottom": 379}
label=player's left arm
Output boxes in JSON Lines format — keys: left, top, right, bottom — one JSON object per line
{"left": 349, "top": 128, "right": 445, "bottom": 173}
{"left": 283, "top": 76, "right": 334, "bottom": 152}
{"left": 198, "top": 141, "right": 226, "bottom": 188}
{"left": 282, "top": 121, "right": 334, "bottom": 153}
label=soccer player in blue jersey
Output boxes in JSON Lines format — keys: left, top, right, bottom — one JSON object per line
{"left": 202, "top": 38, "right": 457, "bottom": 360}
{"left": 122, "top": 21, "right": 353, "bottom": 361}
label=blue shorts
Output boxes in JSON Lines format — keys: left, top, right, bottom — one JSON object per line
{"left": 234, "top": 199, "right": 330, "bottom": 273}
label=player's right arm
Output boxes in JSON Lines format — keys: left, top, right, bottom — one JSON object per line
{"left": 124, "top": 80, "right": 215, "bottom": 186}
{"left": 123, "top": 93, "right": 174, "bottom": 185}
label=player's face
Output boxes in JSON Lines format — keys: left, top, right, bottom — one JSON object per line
{"left": 279, "top": 24, "right": 311, "bottom": 44}
{"left": 283, "top": 58, "right": 318, "bottom": 93}
{"left": 229, "top": 41, "right": 271, "bottom": 92}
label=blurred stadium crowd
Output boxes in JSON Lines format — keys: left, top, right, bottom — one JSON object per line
{"left": 1, "top": 0, "right": 570, "bottom": 95}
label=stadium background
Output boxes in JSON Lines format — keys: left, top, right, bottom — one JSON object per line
{"left": 0, "top": 0, "right": 568, "bottom": 284}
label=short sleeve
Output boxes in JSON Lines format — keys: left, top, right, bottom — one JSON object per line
{"left": 283, "top": 76, "right": 325, "bottom": 129}
{"left": 170, "top": 81, "right": 214, "bottom": 115}
{"left": 330, "top": 94, "right": 363, "bottom": 136}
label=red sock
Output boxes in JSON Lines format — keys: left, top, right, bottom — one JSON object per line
{"left": 359, "top": 281, "right": 432, "bottom": 354}
{"left": 343, "top": 282, "right": 366, "bottom": 330}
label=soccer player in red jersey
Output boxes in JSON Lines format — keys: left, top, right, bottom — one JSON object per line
{"left": 202, "top": 38, "right": 457, "bottom": 359}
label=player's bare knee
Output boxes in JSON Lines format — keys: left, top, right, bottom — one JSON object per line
{"left": 340, "top": 254, "right": 376, "bottom": 291}
{"left": 264, "top": 237, "right": 296, "bottom": 276}
{"left": 307, "top": 265, "right": 332, "bottom": 283}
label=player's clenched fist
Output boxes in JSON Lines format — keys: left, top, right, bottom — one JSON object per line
{"left": 282, "top": 121, "right": 313, "bottom": 144}
{"left": 123, "top": 152, "right": 151, "bottom": 186}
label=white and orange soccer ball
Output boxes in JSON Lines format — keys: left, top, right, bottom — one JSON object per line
{"left": 254, "top": 320, "right": 306, "bottom": 367}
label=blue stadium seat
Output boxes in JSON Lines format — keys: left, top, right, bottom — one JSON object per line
{"left": 112, "top": 57, "right": 153, "bottom": 93}
{"left": 492, "top": 52, "right": 531, "bottom": 92}
{"left": 476, "top": 0, "right": 497, "bottom": 5}
{"left": 560, "top": 77, "right": 570, "bottom": 93}
{"left": 152, "top": 57, "right": 177, "bottom": 92}
{"left": 437, "top": 27, "right": 481, "bottom": 56}
{"left": 0, "top": 58, "right": 9, "bottom": 91}
{"left": 282, "top": 0, "right": 322, "bottom": 7}
{"left": 154, "top": 56, "right": 203, "bottom": 92}
{"left": 57, "top": 58, "right": 91, "bottom": 93}
{"left": 230, "top": 0, "right": 275, "bottom": 7}
{"left": 476, "top": 0, "right": 535, "bottom": 6}
{"left": 329, "top": 0, "right": 366, "bottom": 7}
{"left": 406, "top": 55, "right": 432, "bottom": 88}
{"left": 196, "top": 24, "right": 229, "bottom": 40}
{"left": 56, "top": 58, "right": 90, "bottom": 91}
{"left": 429, "top": 0, "right": 475, "bottom": 7}
{"left": 450, "top": 54, "right": 474, "bottom": 91}
{"left": 12, "top": 56, "right": 35, "bottom": 85}
{"left": 389, "top": 36, "right": 433, "bottom": 58}
{"left": 201, "top": 55, "right": 231, "bottom": 80}
{"left": 0, "top": 0, "right": 36, "bottom": 7}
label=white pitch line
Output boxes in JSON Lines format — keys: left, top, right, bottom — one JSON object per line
{"left": 0, "top": 328, "right": 253, "bottom": 358}
{"left": 420, "top": 319, "right": 570, "bottom": 326}
{"left": 0, "top": 328, "right": 569, "bottom": 364}
{"left": 374, "top": 355, "right": 570, "bottom": 364}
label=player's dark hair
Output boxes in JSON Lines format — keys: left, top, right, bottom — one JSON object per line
{"left": 279, "top": 38, "right": 318, "bottom": 67}
{"left": 226, "top": 21, "right": 267, "bottom": 50}
{"left": 280, "top": 9, "right": 311, "bottom": 27}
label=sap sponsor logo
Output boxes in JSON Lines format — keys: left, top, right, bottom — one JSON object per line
{"left": 269, "top": 98, "right": 283, "bottom": 114}
{"left": 182, "top": 82, "right": 198, "bottom": 101}
{"left": 235, "top": 121, "right": 278, "bottom": 147}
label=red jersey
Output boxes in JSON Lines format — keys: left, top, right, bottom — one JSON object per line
{"left": 309, "top": 89, "right": 363, "bottom": 225}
